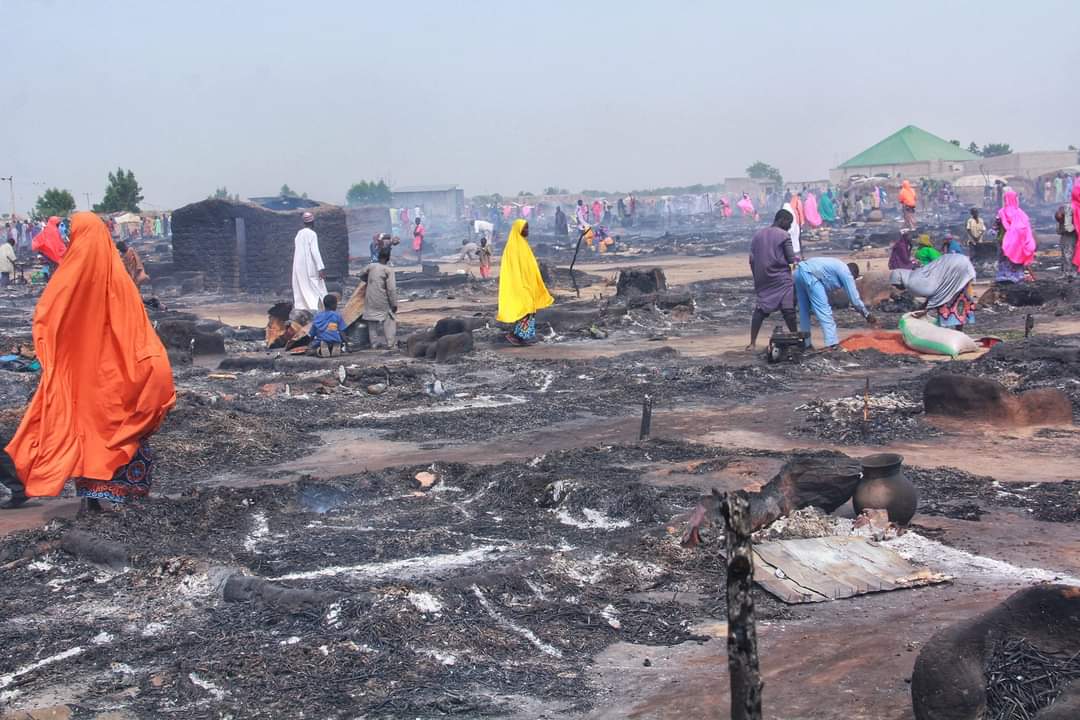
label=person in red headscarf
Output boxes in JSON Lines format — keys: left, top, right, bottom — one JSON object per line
{"left": 31, "top": 216, "right": 67, "bottom": 277}
{"left": 2, "top": 213, "right": 175, "bottom": 511}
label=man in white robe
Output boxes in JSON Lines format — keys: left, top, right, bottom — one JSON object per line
{"left": 782, "top": 202, "right": 801, "bottom": 257}
{"left": 291, "top": 212, "right": 327, "bottom": 311}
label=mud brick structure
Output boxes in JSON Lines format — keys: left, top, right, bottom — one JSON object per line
{"left": 171, "top": 199, "right": 349, "bottom": 293}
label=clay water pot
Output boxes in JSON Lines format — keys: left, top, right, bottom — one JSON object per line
{"left": 853, "top": 453, "right": 917, "bottom": 524}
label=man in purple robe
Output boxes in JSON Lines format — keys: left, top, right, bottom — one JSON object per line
{"left": 747, "top": 209, "right": 798, "bottom": 349}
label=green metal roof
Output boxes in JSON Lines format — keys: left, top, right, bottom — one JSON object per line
{"left": 839, "top": 125, "right": 979, "bottom": 168}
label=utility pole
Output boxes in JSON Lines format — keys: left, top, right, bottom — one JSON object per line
{"left": 0, "top": 177, "right": 13, "bottom": 219}
{"left": 84, "top": 192, "right": 92, "bottom": 210}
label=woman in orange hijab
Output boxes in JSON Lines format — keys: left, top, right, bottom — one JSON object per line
{"left": 898, "top": 180, "right": 918, "bottom": 229}
{"left": 3, "top": 213, "right": 175, "bottom": 511}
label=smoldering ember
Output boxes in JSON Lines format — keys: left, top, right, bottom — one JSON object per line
{"left": 5, "top": 89, "right": 1080, "bottom": 720}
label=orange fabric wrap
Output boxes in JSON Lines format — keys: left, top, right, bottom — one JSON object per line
{"left": 6, "top": 213, "right": 175, "bottom": 496}
{"left": 899, "top": 181, "right": 917, "bottom": 208}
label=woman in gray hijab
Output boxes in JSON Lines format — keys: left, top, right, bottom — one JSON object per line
{"left": 890, "top": 254, "right": 977, "bottom": 330}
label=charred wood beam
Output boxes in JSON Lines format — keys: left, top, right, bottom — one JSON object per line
{"left": 720, "top": 490, "right": 763, "bottom": 720}
{"left": 639, "top": 394, "right": 653, "bottom": 442}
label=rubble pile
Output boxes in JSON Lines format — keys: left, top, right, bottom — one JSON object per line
{"left": 795, "top": 390, "right": 933, "bottom": 445}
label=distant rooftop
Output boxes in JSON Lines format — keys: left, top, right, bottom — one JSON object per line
{"left": 392, "top": 185, "right": 461, "bottom": 193}
{"left": 248, "top": 195, "right": 326, "bottom": 211}
{"left": 839, "top": 125, "right": 979, "bottom": 168}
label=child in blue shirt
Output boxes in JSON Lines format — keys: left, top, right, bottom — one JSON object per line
{"left": 309, "top": 294, "right": 346, "bottom": 356}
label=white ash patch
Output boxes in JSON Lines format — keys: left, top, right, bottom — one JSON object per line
{"left": 354, "top": 394, "right": 527, "bottom": 420}
{"left": 882, "top": 533, "right": 1080, "bottom": 585}
{"left": 243, "top": 512, "right": 270, "bottom": 553}
{"left": 176, "top": 572, "right": 213, "bottom": 598}
{"left": 536, "top": 371, "right": 555, "bottom": 393}
{"left": 524, "top": 579, "right": 547, "bottom": 600}
{"left": 27, "top": 560, "right": 54, "bottom": 572}
{"left": 141, "top": 622, "right": 168, "bottom": 638}
{"left": 188, "top": 672, "right": 226, "bottom": 701}
{"left": 0, "top": 646, "right": 84, "bottom": 693}
{"left": 549, "top": 553, "right": 665, "bottom": 587}
{"left": 273, "top": 544, "right": 512, "bottom": 582}
{"left": 555, "top": 507, "right": 631, "bottom": 530}
{"left": 601, "top": 604, "right": 621, "bottom": 630}
{"left": 416, "top": 648, "right": 458, "bottom": 665}
{"left": 92, "top": 631, "right": 114, "bottom": 645}
{"left": 472, "top": 585, "right": 562, "bottom": 658}
{"left": 406, "top": 591, "right": 443, "bottom": 614}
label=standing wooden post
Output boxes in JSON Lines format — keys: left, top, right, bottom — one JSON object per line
{"left": 639, "top": 394, "right": 653, "bottom": 442}
{"left": 863, "top": 377, "right": 870, "bottom": 424}
{"left": 721, "top": 490, "right": 763, "bottom": 720}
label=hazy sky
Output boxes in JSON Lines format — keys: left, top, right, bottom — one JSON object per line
{"left": 4, "top": 0, "right": 1078, "bottom": 213}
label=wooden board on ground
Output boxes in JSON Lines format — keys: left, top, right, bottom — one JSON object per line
{"left": 752, "top": 536, "right": 950, "bottom": 604}
{"left": 342, "top": 283, "right": 366, "bottom": 327}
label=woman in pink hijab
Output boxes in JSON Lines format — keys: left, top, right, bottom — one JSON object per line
{"left": 736, "top": 193, "right": 755, "bottom": 216}
{"left": 1072, "top": 183, "right": 1080, "bottom": 273}
{"left": 997, "top": 189, "right": 1036, "bottom": 267}
{"left": 719, "top": 197, "right": 732, "bottom": 218}
{"left": 804, "top": 193, "right": 823, "bottom": 227}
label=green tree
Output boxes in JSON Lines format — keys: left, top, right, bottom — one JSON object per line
{"left": 279, "top": 184, "right": 297, "bottom": 197}
{"left": 746, "top": 161, "right": 783, "bottom": 188}
{"left": 346, "top": 180, "right": 392, "bottom": 206}
{"left": 949, "top": 139, "right": 960, "bottom": 147}
{"left": 34, "top": 188, "right": 76, "bottom": 218}
{"left": 210, "top": 187, "right": 240, "bottom": 201}
{"left": 967, "top": 142, "right": 980, "bottom": 154}
{"left": 980, "top": 143, "right": 1012, "bottom": 158}
{"left": 543, "top": 186, "right": 569, "bottom": 195}
{"left": 93, "top": 168, "right": 143, "bottom": 213}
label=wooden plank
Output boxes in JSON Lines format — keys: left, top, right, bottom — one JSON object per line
{"left": 754, "top": 543, "right": 837, "bottom": 601}
{"left": 341, "top": 282, "right": 366, "bottom": 328}
{"left": 753, "top": 536, "right": 949, "bottom": 604}
{"left": 752, "top": 554, "right": 830, "bottom": 603}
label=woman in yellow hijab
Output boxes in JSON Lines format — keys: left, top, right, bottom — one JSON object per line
{"left": 497, "top": 219, "right": 553, "bottom": 345}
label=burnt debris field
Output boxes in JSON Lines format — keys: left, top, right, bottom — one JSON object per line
{"left": 3, "top": 217, "right": 1080, "bottom": 720}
